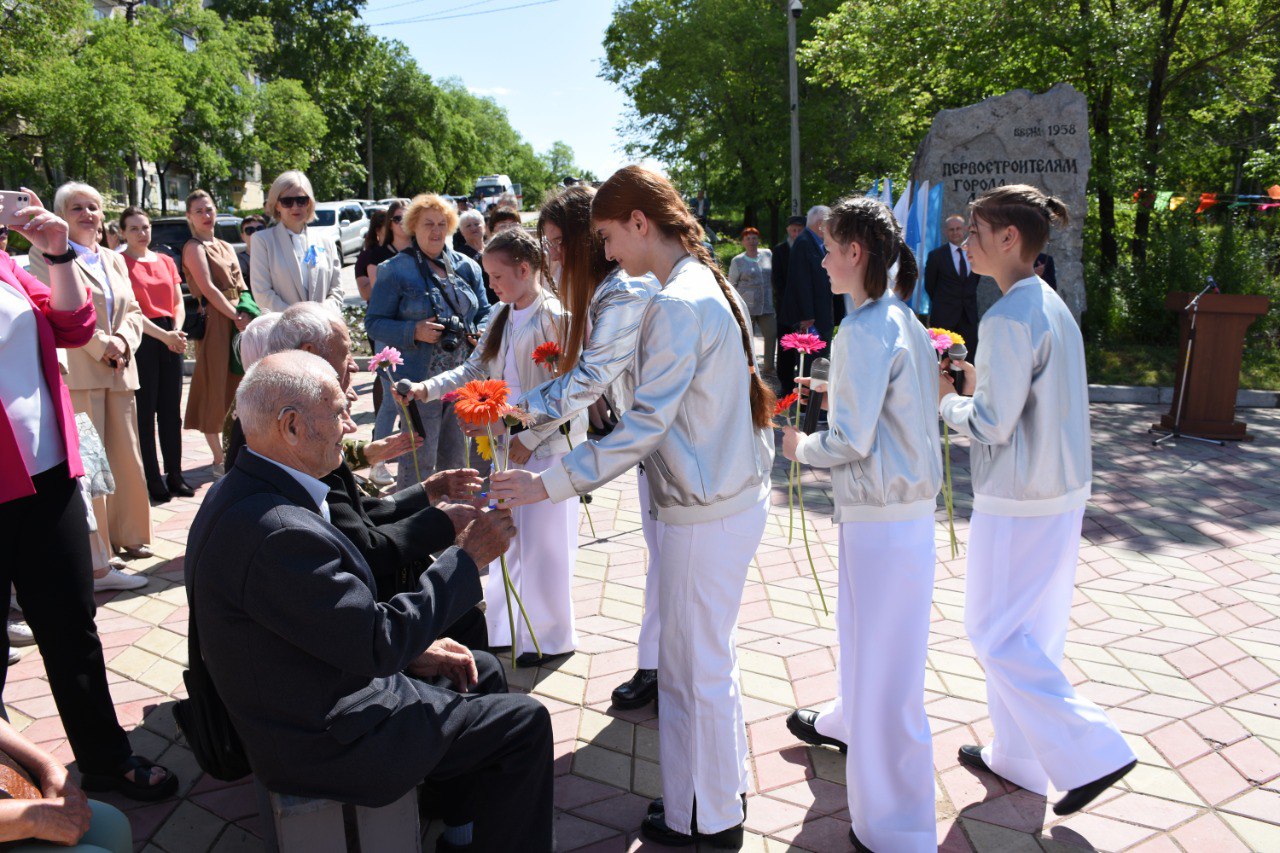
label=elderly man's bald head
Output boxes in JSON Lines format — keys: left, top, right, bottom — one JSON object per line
{"left": 236, "top": 351, "right": 353, "bottom": 478}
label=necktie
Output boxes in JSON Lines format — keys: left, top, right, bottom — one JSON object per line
{"left": 957, "top": 248, "right": 968, "bottom": 280}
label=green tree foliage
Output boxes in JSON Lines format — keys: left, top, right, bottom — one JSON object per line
{"left": 254, "top": 79, "right": 329, "bottom": 181}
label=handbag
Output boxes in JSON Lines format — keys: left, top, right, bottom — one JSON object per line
{"left": 75, "top": 412, "right": 115, "bottom": 498}
{"left": 173, "top": 585, "right": 252, "bottom": 782}
{"left": 183, "top": 298, "right": 207, "bottom": 341}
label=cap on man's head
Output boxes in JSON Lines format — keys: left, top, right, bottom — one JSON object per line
{"left": 787, "top": 215, "right": 806, "bottom": 227}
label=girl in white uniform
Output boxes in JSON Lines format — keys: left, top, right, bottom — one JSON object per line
{"left": 781, "top": 197, "right": 942, "bottom": 853}
{"left": 492, "top": 166, "right": 775, "bottom": 849}
{"left": 403, "top": 228, "right": 585, "bottom": 662}
{"left": 514, "top": 186, "right": 662, "bottom": 708}
{"left": 940, "top": 184, "right": 1136, "bottom": 815}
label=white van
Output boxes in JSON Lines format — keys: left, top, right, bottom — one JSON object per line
{"left": 474, "top": 175, "right": 517, "bottom": 213}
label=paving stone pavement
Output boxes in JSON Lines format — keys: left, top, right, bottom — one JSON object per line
{"left": 7, "top": 377, "right": 1279, "bottom": 852}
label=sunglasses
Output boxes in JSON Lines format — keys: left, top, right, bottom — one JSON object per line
{"left": 390, "top": 215, "right": 404, "bottom": 223}
{"left": 242, "top": 225, "right": 263, "bottom": 235}
{"left": 278, "top": 195, "right": 310, "bottom": 209}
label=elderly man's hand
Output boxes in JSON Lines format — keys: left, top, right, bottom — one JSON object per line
{"left": 407, "top": 638, "right": 478, "bottom": 691}
{"left": 23, "top": 796, "right": 91, "bottom": 846}
{"left": 457, "top": 508, "right": 515, "bottom": 567}
{"left": 439, "top": 502, "right": 481, "bottom": 537}
{"left": 365, "top": 431, "right": 421, "bottom": 466}
{"left": 425, "top": 468, "right": 482, "bottom": 503}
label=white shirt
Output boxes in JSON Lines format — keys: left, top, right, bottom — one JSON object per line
{"left": 288, "top": 229, "right": 309, "bottom": 291}
{"left": 70, "top": 240, "right": 112, "bottom": 322}
{"left": 951, "top": 243, "right": 967, "bottom": 277}
{"left": 246, "top": 448, "right": 331, "bottom": 522}
{"left": 504, "top": 300, "right": 538, "bottom": 398}
{"left": 0, "top": 278, "right": 65, "bottom": 475}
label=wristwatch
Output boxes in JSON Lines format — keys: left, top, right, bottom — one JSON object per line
{"left": 43, "top": 246, "right": 77, "bottom": 265}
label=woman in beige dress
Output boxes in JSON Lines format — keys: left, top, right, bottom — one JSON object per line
{"left": 26, "top": 182, "right": 154, "bottom": 565}
{"left": 181, "top": 190, "right": 249, "bottom": 477}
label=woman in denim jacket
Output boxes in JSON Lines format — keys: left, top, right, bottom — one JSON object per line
{"left": 366, "top": 194, "right": 488, "bottom": 487}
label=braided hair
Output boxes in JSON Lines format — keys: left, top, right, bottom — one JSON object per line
{"left": 969, "top": 184, "right": 1070, "bottom": 258}
{"left": 824, "top": 196, "right": 918, "bottom": 301}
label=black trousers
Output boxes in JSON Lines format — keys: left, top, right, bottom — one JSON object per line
{"left": 423, "top": 651, "right": 554, "bottom": 853}
{"left": 135, "top": 317, "right": 185, "bottom": 485}
{"left": 0, "top": 463, "right": 133, "bottom": 774}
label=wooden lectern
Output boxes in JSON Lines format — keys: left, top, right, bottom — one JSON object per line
{"left": 1152, "top": 292, "right": 1270, "bottom": 442}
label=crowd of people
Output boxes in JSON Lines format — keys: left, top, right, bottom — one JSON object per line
{"left": 0, "top": 164, "right": 1133, "bottom": 852}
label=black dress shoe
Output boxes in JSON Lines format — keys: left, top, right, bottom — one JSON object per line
{"left": 166, "top": 474, "right": 195, "bottom": 497}
{"left": 146, "top": 480, "right": 171, "bottom": 504}
{"left": 648, "top": 793, "right": 747, "bottom": 817}
{"left": 515, "top": 650, "right": 573, "bottom": 668}
{"left": 849, "top": 826, "right": 874, "bottom": 852}
{"left": 957, "top": 744, "right": 992, "bottom": 773}
{"left": 1053, "top": 760, "right": 1137, "bottom": 815}
{"left": 786, "top": 708, "right": 848, "bottom": 752}
{"left": 611, "top": 668, "right": 657, "bottom": 710}
{"left": 640, "top": 810, "right": 743, "bottom": 850}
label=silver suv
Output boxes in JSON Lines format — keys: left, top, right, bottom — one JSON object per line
{"left": 309, "top": 201, "right": 368, "bottom": 261}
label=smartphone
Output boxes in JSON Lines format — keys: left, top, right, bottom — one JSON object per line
{"left": 0, "top": 191, "right": 33, "bottom": 229}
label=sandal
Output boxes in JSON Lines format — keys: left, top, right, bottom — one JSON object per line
{"left": 81, "top": 755, "right": 178, "bottom": 801}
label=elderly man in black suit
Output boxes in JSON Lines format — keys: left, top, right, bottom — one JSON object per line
{"left": 777, "top": 206, "right": 838, "bottom": 394}
{"left": 925, "top": 215, "right": 981, "bottom": 357}
{"left": 186, "top": 351, "right": 553, "bottom": 852}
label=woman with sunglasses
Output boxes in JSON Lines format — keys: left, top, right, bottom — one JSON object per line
{"left": 235, "top": 214, "right": 266, "bottom": 289}
{"left": 249, "top": 171, "right": 346, "bottom": 314}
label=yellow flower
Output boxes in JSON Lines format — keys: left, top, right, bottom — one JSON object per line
{"left": 475, "top": 434, "right": 494, "bottom": 462}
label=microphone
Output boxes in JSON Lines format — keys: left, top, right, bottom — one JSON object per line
{"left": 394, "top": 379, "right": 427, "bottom": 438}
{"left": 947, "top": 342, "right": 968, "bottom": 395}
{"left": 802, "top": 357, "right": 830, "bottom": 433}
{"left": 1208, "top": 275, "right": 1219, "bottom": 293}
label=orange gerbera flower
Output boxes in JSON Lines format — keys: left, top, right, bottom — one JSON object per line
{"left": 531, "top": 341, "right": 562, "bottom": 369}
{"left": 453, "top": 379, "right": 510, "bottom": 426}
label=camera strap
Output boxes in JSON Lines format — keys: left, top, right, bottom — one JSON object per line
{"left": 411, "top": 247, "right": 469, "bottom": 321}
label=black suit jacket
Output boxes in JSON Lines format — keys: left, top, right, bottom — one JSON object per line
{"left": 924, "top": 244, "right": 980, "bottom": 331}
{"left": 226, "top": 421, "right": 456, "bottom": 601}
{"left": 780, "top": 228, "right": 836, "bottom": 338}
{"left": 186, "top": 451, "right": 483, "bottom": 807}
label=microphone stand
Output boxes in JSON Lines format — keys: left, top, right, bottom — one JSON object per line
{"left": 1150, "top": 280, "right": 1226, "bottom": 447}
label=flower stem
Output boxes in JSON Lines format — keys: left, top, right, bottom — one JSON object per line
{"left": 943, "top": 422, "right": 958, "bottom": 559}
{"left": 795, "top": 472, "right": 828, "bottom": 615}
{"left": 564, "top": 432, "right": 597, "bottom": 539}
{"left": 487, "top": 424, "right": 542, "bottom": 665}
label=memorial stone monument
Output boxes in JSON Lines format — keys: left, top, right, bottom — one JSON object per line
{"left": 911, "top": 83, "right": 1091, "bottom": 321}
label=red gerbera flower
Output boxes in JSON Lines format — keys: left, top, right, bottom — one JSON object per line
{"left": 531, "top": 341, "right": 562, "bottom": 369}
{"left": 453, "top": 379, "right": 510, "bottom": 426}
{"left": 774, "top": 391, "right": 799, "bottom": 416}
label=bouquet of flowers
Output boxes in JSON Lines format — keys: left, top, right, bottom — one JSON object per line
{"left": 370, "top": 347, "right": 420, "bottom": 483}
{"left": 454, "top": 378, "right": 543, "bottom": 668}
{"left": 778, "top": 331, "right": 828, "bottom": 615}
{"left": 928, "top": 328, "right": 965, "bottom": 558}
{"left": 530, "top": 341, "right": 596, "bottom": 537}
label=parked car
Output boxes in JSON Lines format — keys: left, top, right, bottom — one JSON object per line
{"left": 474, "top": 174, "right": 517, "bottom": 214}
{"left": 150, "top": 215, "right": 245, "bottom": 282}
{"left": 309, "top": 201, "right": 368, "bottom": 261}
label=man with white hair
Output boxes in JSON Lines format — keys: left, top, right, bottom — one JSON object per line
{"left": 777, "top": 204, "right": 839, "bottom": 394}
{"left": 186, "top": 351, "right": 553, "bottom": 852}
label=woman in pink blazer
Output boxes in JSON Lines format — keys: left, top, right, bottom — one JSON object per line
{"left": 0, "top": 189, "right": 178, "bottom": 801}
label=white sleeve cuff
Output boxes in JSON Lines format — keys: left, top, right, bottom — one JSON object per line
{"left": 540, "top": 460, "right": 577, "bottom": 504}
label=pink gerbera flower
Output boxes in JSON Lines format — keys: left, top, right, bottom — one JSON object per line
{"left": 780, "top": 332, "right": 826, "bottom": 355}
{"left": 369, "top": 346, "right": 404, "bottom": 372}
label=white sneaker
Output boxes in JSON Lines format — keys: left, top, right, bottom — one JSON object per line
{"left": 8, "top": 649, "right": 19, "bottom": 665}
{"left": 211, "top": 462, "right": 226, "bottom": 479}
{"left": 6, "top": 620, "right": 34, "bottom": 647}
{"left": 370, "top": 462, "right": 393, "bottom": 486}
{"left": 94, "top": 568, "right": 149, "bottom": 592}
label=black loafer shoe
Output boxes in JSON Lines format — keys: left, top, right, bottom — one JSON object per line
{"left": 640, "top": 811, "right": 743, "bottom": 850}
{"left": 515, "top": 650, "right": 573, "bottom": 668}
{"left": 1053, "top": 760, "right": 1137, "bottom": 815}
{"left": 166, "top": 474, "right": 196, "bottom": 498}
{"left": 611, "top": 668, "right": 658, "bottom": 710}
{"left": 957, "top": 744, "right": 992, "bottom": 773}
{"left": 147, "top": 480, "right": 171, "bottom": 504}
{"left": 849, "top": 826, "right": 874, "bottom": 852}
{"left": 786, "top": 708, "right": 848, "bottom": 752}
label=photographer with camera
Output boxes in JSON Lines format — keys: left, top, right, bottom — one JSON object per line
{"left": 367, "top": 193, "right": 489, "bottom": 488}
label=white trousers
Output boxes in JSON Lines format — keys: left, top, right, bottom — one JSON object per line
{"left": 657, "top": 496, "right": 767, "bottom": 835}
{"left": 486, "top": 452, "right": 580, "bottom": 655}
{"left": 812, "top": 518, "right": 937, "bottom": 853}
{"left": 966, "top": 508, "right": 1136, "bottom": 794}
{"left": 635, "top": 466, "right": 664, "bottom": 670}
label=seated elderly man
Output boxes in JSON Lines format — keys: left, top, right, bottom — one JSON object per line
{"left": 186, "top": 351, "right": 553, "bottom": 852}
{"left": 225, "top": 304, "right": 485, "bottom": 633}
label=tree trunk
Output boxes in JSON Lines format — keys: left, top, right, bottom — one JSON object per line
{"left": 1093, "top": 80, "right": 1117, "bottom": 275}
{"left": 1133, "top": 0, "right": 1182, "bottom": 264}
{"left": 157, "top": 164, "right": 169, "bottom": 216}
{"left": 366, "top": 109, "right": 374, "bottom": 200}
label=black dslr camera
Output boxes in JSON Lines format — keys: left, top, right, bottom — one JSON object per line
{"left": 437, "top": 315, "right": 479, "bottom": 352}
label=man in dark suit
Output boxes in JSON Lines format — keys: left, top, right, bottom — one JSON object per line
{"left": 925, "top": 215, "right": 981, "bottom": 357}
{"left": 188, "top": 351, "right": 553, "bottom": 852}
{"left": 770, "top": 214, "right": 806, "bottom": 317}
{"left": 778, "top": 206, "right": 838, "bottom": 394}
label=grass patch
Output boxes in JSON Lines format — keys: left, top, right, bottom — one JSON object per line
{"left": 1086, "top": 343, "right": 1280, "bottom": 391}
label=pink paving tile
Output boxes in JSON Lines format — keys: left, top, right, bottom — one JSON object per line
{"left": 190, "top": 781, "right": 259, "bottom": 822}
{"left": 1188, "top": 706, "right": 1250, "bottom": 745}
{"left": 1170, "top": 812, "right": 1251, "bottom": 852}
{"left": 768, "top": 814, "right": 853, "bottom": 851}
{"left": 124, "top": 799, "right": 180, "bottom": 844}
{"left": 1147, "top": 720, "right": 1212, "bottom": 767}
{"left": 751, "top": 745, "right": 813, "bottom": 792}
{"left": 938, "top": 819, "right": 975, "bottom": 852}
{"left": 1225, "top": 655, "right": 1280, "bottom": 691}
{"left": 1125, "top": 835, "right": 1185, "bottom": 853}
{"left": 1163, "top": 646, "right": 1216, "bottom": 677}
{"left": 1047, "top": 812, "right": 1158, "bottom": 849}
{"left": 1180, "top": 750, "right": 1252, "bottom": 805}
{"left": 748, "top": 716, "right": 807, "bottom": 756}
{"left": 1219, "top": 786, "right": 1280, "bottom": 823}
{"left": 961, "top": 790, "right": 1048, "bottom": 834}
{"left": 1091, "top": 792, "right": 1199, "bottom": 830}
{"left": 742, "top": 794, "right": 810, "bottom": 834}
{"left": 1191, "top": 669, "right": 1249, "bottom": 704}
{"left": 1219, "top": 736, "right": 1280, "bottom": 783}
{"left": 763, "top": 778, "right": 849, "bottom": 816}
{"left": 790, "top": 673, "right": 837, "bottom": 708}
{"left": 938, "top": 765, "right": 1010, "bottom": 811}
{"left": 555, "top": 774, "right": 628, "bottom": 810}
{"left": 570, "top": 792, "right": 651, "bottom": 832}
{"left": 554, "top": 812, "right": 623, "bottom": 851}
